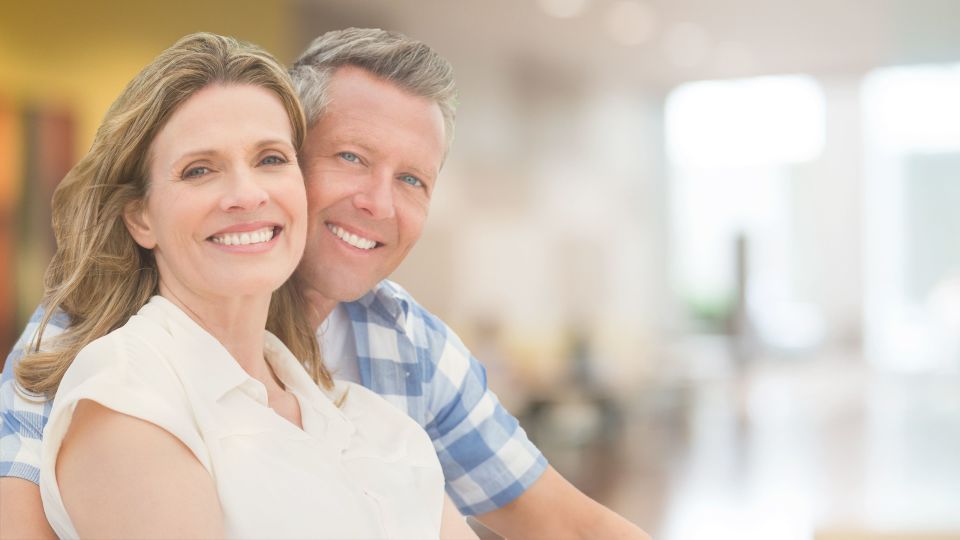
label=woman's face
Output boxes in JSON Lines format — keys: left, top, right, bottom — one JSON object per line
{"left": 126, "top": 83, "right": 307, "bottom": 302}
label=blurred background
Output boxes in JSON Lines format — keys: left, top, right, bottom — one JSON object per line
{"left": 3, "top": 1, "right": 960, "bottom": 538}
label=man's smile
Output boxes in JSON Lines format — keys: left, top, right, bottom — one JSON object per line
{"left": 326, "top": 223, "right": 379, "bottom": 250}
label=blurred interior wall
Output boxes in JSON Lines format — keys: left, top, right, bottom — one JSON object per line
{"left": 792, "top": 75, "right": 864, "bottom": 347}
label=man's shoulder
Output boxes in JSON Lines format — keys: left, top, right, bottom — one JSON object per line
{"left": 1, "top": 305, "right": 70, "bottom": 383}
{"left": 346, "top": 280, "right": 451, "bottom": 339}
{"left": 15, "top": 304, "right": 71, "bottom": 349}
{"left": 0, "top": 305, "right": 66, "bottom": 482}
{"left": 341, "top": 280, "right": 472, "bottom": 381}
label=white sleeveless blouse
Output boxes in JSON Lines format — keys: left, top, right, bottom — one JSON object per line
{"left": 39, "top": 296, "right": 444, "bottom": 539}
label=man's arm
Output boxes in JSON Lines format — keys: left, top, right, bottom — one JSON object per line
{"left": 0, "top": 478, "right": 56, "bottom": 539}
{"left": 476, "top": 465, "right": 651, "bottom": 540}
{"left": 440, "top": 494, "right": 480, "bottom": 540}
{"left": 0, "top": 307, "right": 60, "bottom": 539}
{"left": 387, "top": 287, "right": 649, "bottom": 538}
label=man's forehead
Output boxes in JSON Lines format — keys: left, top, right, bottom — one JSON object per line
{"left": 313, "top": 127, "right": 375, "bottom": 152}
{"left": 305, "top": 120, "right": 377, "bottom": 149}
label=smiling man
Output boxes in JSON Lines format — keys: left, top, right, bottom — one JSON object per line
{"left": 295, "top": 64, "right": 442, "bottom": 318}
{"left": 0, "top": 28, "right": 650, "bottom": 539}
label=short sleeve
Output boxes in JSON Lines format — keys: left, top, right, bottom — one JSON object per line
{"left": 0, "top": 305, "right": 65, "bottom": 483}
{"left": 39, "top": 331, "right": 210, "bottom": 538}
{"left": 0, "top": 369, "right": 50, "bottom": 483}
{"left": 414, "top": 306, "right": 548, "bottom": 515}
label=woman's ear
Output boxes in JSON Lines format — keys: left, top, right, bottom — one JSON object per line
{"left": 123, "top": 200, "right": 157, "bottom": 250}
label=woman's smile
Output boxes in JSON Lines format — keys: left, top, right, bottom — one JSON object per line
{"left": 208, "top": 222, "right": 284, "bottom": 252}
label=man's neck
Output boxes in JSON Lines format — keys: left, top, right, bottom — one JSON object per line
{"left": 302, "top": 287, "right": 339, "bottom": 330}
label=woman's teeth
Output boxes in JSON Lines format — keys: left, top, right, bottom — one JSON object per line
{"left": 327, "top": 224, "right": 376, "bottom": 250}
{"left": 211, "top": 227, "right": 276, "bottom": 246}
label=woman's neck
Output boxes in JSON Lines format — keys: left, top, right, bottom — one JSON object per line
{"left": 158, "top": 284, "right": 280, "bottom": 392}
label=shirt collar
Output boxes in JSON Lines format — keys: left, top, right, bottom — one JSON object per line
{"left": 142, "top": 296, "right": 355, "bottom": 445}
{"left": 350, "top": 279, "right": 412, "bottom": 331}
{"left": 262, "top": 332, "right": 330, "bottom": 401}
{"left": 137, "top": 296, "right": 260, "bottom": 403}
{"left": 263, "top": 333, "right": 355, "bottom": 438}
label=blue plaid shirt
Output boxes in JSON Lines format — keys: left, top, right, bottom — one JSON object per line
{"left": 0, "top": 280, "right": 547, "bottom": 515}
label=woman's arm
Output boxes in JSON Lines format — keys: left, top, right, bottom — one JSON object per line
{"left": 56, "top": 399, "right": 223, "bottom": 539}
{"left": 0, "top": 478, "right": 57, "bottom": 539}
{"left": 439, "top": 494, "right": 479, "bottom": 540}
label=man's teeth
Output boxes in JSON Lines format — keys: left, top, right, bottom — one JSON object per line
{"left": 327, "top": 224, "right": 376, "bottom": 250}
{"left": 211, "top": 227, "right": 276, "bottom": 246}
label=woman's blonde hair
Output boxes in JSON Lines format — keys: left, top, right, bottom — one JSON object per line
{"left": 16, "top": 32, "right": 331, "bottom": 396}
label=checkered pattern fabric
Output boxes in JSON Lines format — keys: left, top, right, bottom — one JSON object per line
{"left": 0, "top": 307, "right": 66, "bottom": 484}
{"left": 0, "top": 280, "right": 546, "bottom": 515}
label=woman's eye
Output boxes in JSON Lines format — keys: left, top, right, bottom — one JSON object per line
{"left": 399, "top": 174, "right": 423, "bottom": 188}
{"left": 260, "top": 154, "right": 287, "bottom": 166}
{"left": 339, "top": 152, "right": 360, "bottom": 163}
{"left": 183, "top": 166, "right": 210, "bottom": 179}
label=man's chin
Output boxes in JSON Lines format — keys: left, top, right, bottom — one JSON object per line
{"left": 322, "top": 277, "right": 382, "bottom": 303}
{"left": 297, "top": 280, "right": 377, "bottom": 327}
{"left": 298, "top": 263, "right": 379, "bottom": 298}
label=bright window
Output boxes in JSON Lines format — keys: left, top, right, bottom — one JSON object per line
{"left": 666, "top": 75, "right": 825, "bottom": 348}
{"left": 862, "top": 63, "right": 960, "bottom": 370}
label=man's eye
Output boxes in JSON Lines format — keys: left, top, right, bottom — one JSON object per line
{"left": 339, "top": 152, "right": 360, "bottom": 163}
{"left": 261, "top": 155, "right": 287, "bottom": 166}
{"left": 183, "top": 166, "right": 210, "bottom": 179}
{"left": 399, "top": 175, "right": 423, "bottom": 187}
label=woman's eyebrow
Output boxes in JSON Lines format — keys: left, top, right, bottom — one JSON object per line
{"left": 252, "top": 138, "right": 295, "bottom": 149}
{"left": 174, "top": 139, "right": 295, "bottom": 161}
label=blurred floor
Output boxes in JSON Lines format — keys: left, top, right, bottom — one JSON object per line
{"left": 631, "top": 350, "right": 960, "bottom": 540}
{"left": 478, "top": 344, "right": 960, "bottom": 539}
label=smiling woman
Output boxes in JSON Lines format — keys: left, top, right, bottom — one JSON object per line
{"left": 2, "top": 32, "right": 450, "bottom": 539}
{"left": 14, "top": 33, "right": 320, "bottom": 398}
{"left": 124, "top": 83, "right": 308, "bottom": 301}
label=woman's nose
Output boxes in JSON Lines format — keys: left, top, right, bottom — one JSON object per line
{"left": 221, "top": 169, "right": 268, "bottom": 211}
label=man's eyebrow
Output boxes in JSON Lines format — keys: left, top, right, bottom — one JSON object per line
{"left": 404, "top": 163, "right": 438, "bottom": 180}
{"left": 325, "top": 134, "right": 376, "bottom": 154}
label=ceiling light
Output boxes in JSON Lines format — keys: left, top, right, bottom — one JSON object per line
{"left": 537, "top": 0, "right": 590, "bottom": 19}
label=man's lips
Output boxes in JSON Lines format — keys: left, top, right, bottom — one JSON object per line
{"left": 326, "top": 223, "right": 379, "bottom": 250}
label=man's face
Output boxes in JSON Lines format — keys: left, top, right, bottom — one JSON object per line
{"left": 299, "top": 66, "right": 446, "bottom": 303}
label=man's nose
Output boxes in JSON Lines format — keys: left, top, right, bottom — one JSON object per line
{"left": 221, "top": 169, "right": 269, "bottom": 211}
{"left": 352, "top": 169, "right": 396, "bottom": 219}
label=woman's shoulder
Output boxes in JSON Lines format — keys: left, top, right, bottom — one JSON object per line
{"left": 71, "top": 314, "right": 171, "bottom": 374}
{"left": 58, "top": 308, "right": 185, "bottom": 407}
{"left": 51, "top": 303, "right": 204, "bottom": 465}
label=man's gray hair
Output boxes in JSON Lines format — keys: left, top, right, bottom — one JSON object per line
{"left": 290, "top": 28, "right": 458, "bottom": 150}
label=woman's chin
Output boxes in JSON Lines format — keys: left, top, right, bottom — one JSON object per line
{"left": 203, "top": 276, "right": 292, "bottom": 299}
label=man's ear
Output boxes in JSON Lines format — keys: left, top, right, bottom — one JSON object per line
{"left": 123, "top": 200, "right": 157, "bottom": 250}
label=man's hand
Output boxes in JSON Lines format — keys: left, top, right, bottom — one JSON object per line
{"left": 475, "top": 466, "right": 651, "bottom": 540}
